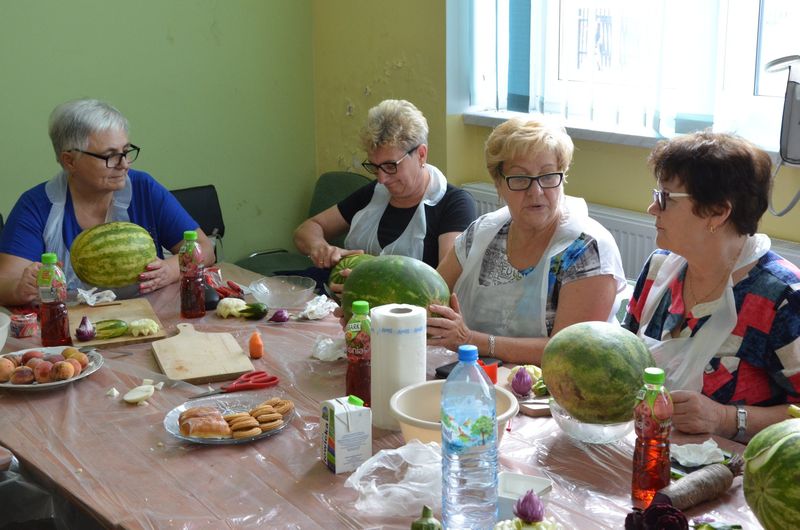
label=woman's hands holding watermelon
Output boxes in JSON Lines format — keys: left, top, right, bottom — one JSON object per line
{"left": 426, "top": 293, "right": 473, "bottom": 351}
{"left": 137, "top": 257, "right": 180, "bottom": 295}
{"left": 308, "top": 245, "right": 362, "bottom": 270}
{"left": 15, "top": 261, "right": 42, "bottom": 304}
{"left": 671, "top": 390, "right": 730, "bottom": 436}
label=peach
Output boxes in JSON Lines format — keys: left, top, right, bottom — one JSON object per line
{"left": 71, "top": 351, "right": 89, "bottom": 369}
{"left": 33, "top": 361, "right": 53, "bottom": 383}
{"left": 0, "top": 358, "right": 15, "bottom": 382}
{"left": 10, "top": 366, "right": 35, "bottom": 385}
{"left": 64, "top": 358, "right": 82, "bottom": 377}
{"left": 50, "top": 361, "right": 74, "bottom": 381}
{"left": 61, "top": 347, "right": 81, "bottom": 360}
{"left": 7, "top": 355, "right": 22, "bottom": 368}
{"left": 21, "top": 350, "right": 45, "bottom": 365}
{"left": 43, "top": 353, "right": 65, "bottom": 364}
{"left": 26, "top": 357, "right": 44, "bottom": 369}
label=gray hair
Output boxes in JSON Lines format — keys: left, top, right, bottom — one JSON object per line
{"left": 48, "top": 99, "right": 129, "bottom": 163}
{"left": 359, "top": 99, "right": 429, "bottom": 153}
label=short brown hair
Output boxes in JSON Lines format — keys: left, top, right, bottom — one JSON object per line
{"left": 648, "top": 131, "right": 771, "bottom": 235}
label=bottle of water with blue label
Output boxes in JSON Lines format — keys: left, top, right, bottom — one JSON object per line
{"left": 441, "top": 344, "right": 498, "bottom": 529}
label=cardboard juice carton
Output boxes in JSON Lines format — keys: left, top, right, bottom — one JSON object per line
{"left": 321, "top": 395, "right": 372, "bottom": 474}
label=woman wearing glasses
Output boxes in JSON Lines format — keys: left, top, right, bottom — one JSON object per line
{"left": 293, "top": 99, "right": 476, "bottom": 272}
{"left": 624, "top": 131, "right": 800, "bottom": 441}
{"left": 427, "top": 118, "right": 626, "bottom": 365}
{"left": 0, "top": 98, "right": 214, "bottom": 305}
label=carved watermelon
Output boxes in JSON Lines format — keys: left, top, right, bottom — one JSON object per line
{"left": 743, "top": 418, "right": 800, "bottom": 530}
{"left": 341, "top": 255, "right": 450, "bottom": 321}
{"left": 542, "top": 321, "right": 655, "bottom": 424}
{"left": 70, "top": 222, "right": 157, "bottom": 287}
{"left": 329, "top": 253, "right": 376, "bottom": 287}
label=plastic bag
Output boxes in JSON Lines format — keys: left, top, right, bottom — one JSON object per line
{"left": 344, "top": 439, "right": 442, "bottom": 517}
{"left": 311, "top": 336, "right": 346, "bottom": 361}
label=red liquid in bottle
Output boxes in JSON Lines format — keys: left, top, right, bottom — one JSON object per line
{"left": 631, "top": 368, "right": 673, "bottom": 508}
{"left": 40, "top": 301, "right": 71, "bottom": 347}
{"left": 345, "top": 301, "right": 371, "bottom": 405}
{"left": 180, "top": 275, "right": 206, "bottom": 319}
{"left": 345, "top": 358, "right": 371, "bottom": 406}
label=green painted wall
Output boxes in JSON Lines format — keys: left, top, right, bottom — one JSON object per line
{"left": 0, "top": 0, "right": 315, "bottom": 262}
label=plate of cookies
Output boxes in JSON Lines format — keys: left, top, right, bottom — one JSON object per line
{"left": 164, "top": 394, "right": 296, "bottom": 444}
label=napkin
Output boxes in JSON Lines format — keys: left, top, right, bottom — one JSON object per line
{"left": 76, "top": 287, "right": 117, "bottom": 306}
{"left": 312, "top": 336, "right": 346, "bottom": 361}
{"left": 671, "top": 439, "right": 725, "bottom": 467}
{"left": 298, "top": 295, "right": 338, "bottom": 320}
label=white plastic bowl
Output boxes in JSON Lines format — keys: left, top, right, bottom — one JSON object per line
{"left": 0, "top": 312, "right": 9, "bottom": 351}
{"left": 390, "top": 379, "right": 519, "bottom": 445}
{"left": 549, "top": 398, "right": 633, "bottom": 444}
{"left": 248, "top": 275, "right": 316, "bottom": 309}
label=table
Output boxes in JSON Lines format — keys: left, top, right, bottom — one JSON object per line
{"left": 0, "top": 264, "right": 763, "bottom": 529}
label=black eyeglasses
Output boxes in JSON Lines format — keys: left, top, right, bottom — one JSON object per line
{"left": 362, "top": 146, "right": 419, "bottom": 175}
{"left": 500, "top": 170, "right": 564, "bottom": 191}
{"left": 70, "top": 144, "right": 140, "bottom": 168}
{"left": 652, "top": 188, "right": 691, "bottom": 210}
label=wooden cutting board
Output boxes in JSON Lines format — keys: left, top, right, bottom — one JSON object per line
{"left": 151, "top": 323, "right": 254, "bottom": 384}
{"left": 68, "top": 298, "right": 167, "bottom": 348}
{"left": 498, "top": 366, "right": 551, "bottom": 417}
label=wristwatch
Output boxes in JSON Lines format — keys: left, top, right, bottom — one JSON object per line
{"left": 733, "top": 404, "right": 748, "bottom": 443}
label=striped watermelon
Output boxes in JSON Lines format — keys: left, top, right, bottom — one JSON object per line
{"left": 329, "top": 253, "right": 375, "bottom": 287}
{"left": 743, "top": 418, "right": 800, "bottom": 530}
{"left": 542, "top": 322, "right": 655, "bottom": 424}
{"left": 341, "top": 255, "right": 450, "bottom": 321}
{"left": 70, "top": 222, "right": 157, "bottom": 287}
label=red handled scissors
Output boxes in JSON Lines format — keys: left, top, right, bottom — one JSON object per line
{"left": 190, "top": 371, "right": 279, "bottom": 399}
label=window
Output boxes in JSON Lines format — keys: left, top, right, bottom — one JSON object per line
{"left": 469, "top": 0, "right": 800, "bottom": 150}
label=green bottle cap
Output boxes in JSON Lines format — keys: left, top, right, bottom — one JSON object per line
{"left": 643, "top": 367, "right": 665, "bottom": 385}
{"left": 183, "top": 230, "right": 198, "bottom": 241}
{"left": 352, "top": 300, "right": 369, "bottom": 315}
{"left": 347, "top": 395, "right": 364, "bottom": 407}
{"left": 41, "top": 252, "right": 57, "bottom": 264}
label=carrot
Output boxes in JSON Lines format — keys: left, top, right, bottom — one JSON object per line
{"left": 248, "top": 331, "right": 264, "bottom": 359}
{"left": 657, "top": 454, "right": 743, "bottom": 510}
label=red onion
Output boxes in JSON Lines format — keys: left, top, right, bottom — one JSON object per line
{"left": 511, "top": 367, "right": 533, "bottom": 397}
{"left": 513, "top": 490, "right": 544, "bottom": 523}
{"left": 268, "top": 309, "right": 290, "bottom": 322}
{"left": 75, "top": 316, "right": 96, "bottom": 341}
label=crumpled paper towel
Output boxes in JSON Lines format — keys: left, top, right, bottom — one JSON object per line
{"left": 76, "top": 287, "right": 117, "bottom": 306}
{"left": 671, "top": 439, "right": 725, "bottom": 467}
{"left": 298, "top": 295, "right": 339, "bottom": 320}
{"left": 312, "top": 336, "right": 346, "bottom": 361}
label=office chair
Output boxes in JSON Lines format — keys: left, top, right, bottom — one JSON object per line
{"left": 235, "top": 171, "right": 371, "bottom": 276}
{"left": 171, "top": 185, "right": 225, "bottom": 261}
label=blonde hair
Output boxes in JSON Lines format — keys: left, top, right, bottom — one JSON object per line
{"left": 485, "top": 118, "right": 574, "bottom": 182}
{"left": 360, "top": 99, "right": 428, "bottom": 152}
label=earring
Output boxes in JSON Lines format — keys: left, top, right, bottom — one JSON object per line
{"left": 709, "top": 225, "right": 716, "bottom": 234}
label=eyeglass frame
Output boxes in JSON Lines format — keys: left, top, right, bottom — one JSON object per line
{"left": 652, "top": 188, "right": 691, "bottom": 210}
{"left": 498, "top": 168, "right": 565, "bottom": 191}
{"left": 69, "top": 144, "right": 141, "bottom": 168}
{"left": 361, "top": 145, "right": 419, "bottom": 175}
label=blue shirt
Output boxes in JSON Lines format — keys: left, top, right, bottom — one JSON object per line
{"left": 0, "top": 170, "right": 197, "bottom": 262}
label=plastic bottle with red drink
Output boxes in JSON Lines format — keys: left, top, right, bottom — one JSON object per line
{"left": 631, "top": 366, "right": 674, "bottom": 508}
{"left": 179, "top": 230, "right": 206, "bottom": 319}
{"left": 345, "top": 300, "right": 371, "bottom": 405}
{"left": 38, "top": 252, "right": 71, "bottom": 347}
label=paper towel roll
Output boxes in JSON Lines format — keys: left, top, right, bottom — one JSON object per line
{"left": 370, "top": 303, "right": 427, "bottom": 430}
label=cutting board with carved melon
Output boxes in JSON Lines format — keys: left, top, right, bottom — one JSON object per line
{"left": 151, "top": 323, "right": 253, "bottom": 384}
{"left": 68, "top": 298, "right": 167, "bottom": 348}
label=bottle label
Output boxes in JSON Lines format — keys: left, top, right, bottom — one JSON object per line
{"left": 345, "top": 316, "right": 370, "bottom": 358}
{"left": 441, "top": 401, "right": 496, "bottom": 450}
{"left": 179, "top": 241, "right": 203, "bottom": 275}
{"left": 634, "top": 387, "right": 673, "bottom": 438}
{"left": 37, "top": 266, "right": 67, "bottom": 302}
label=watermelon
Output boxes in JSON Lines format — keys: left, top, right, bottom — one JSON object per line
{"left": 541, "top": 321, "right": 654, "bottom": 424}
{"left": 329, "top": 253, "right": 376, "bottom": 286}
{"left": 341, "top": 255, "right": 450, "bottom": 321}
{"left": 743, "top": 418, "right": 800, "bottom": 530}
{"left": 70, "top": 222, "right": 157, "bottom": 287}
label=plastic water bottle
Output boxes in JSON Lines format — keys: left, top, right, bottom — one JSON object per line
{"left": 441, "top": 344, "right": 498, "bottom": 529}
{"left": 38, "top": 252, "right": 71, "bottom": 346}
{"left": 631, "top": 366, "right": 674, "bottom": 508}
{"left": 179, "top": 230, "right": 206, "bottom": 318}
{"left": 345, "top": 300, "right": 371, "bottom": 405}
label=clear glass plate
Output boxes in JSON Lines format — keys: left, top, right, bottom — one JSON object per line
{"left": 0, "top": 347, "right": 103, "bottom": 391}
{"left": 164, "top": 394, "right": 294, "bottom": 445}
{"left": 550, "top": 398, "right": 633, "bottom": 444}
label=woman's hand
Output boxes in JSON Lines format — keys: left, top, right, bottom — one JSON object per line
{"left": 138, "top": 258, "right": 180, "bottom": 294}
{"left": 671, "top": 390, "right": 728, "bottom": 436}
{"left": 17, "top": 262, "right": 42, "bottom": 304}
{"left": 427, "top": 293, "right": 472, "bottom": 351}
{"left": 309, "top": 247, "right": 364, "bottom": 270}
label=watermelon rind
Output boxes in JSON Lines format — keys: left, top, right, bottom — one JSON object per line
{"left": 341, "top": 255, "right": 450, "bottom": 321}
{"left": 743, "top": 418, "right": 800, "bottom": 530}
{"left": 70, "top": 222, "right": 157, "bottom": 288}
{"left": 542, "top": 321, "right": 655, "bottom": 424}
{"left": 329, "top": 253, "right": 376, "bottom": 287}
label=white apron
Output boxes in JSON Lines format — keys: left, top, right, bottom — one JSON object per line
{"left": 454, "top": 196, "right": 624, "bottom": 338}
{"left": 43, "top": 171, "right": 133, "bottom": 291}
{"left": 344, "top": 164, "right": 447, "bottom": 261}
{"left": 637, "top": 234, "right": 771, "bottom": 391}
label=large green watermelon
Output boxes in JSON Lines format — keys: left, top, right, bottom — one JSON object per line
{"left": 70, "top": 221, "right": 157, "bottom": 287}
{"left": 341, "top": 255, "right": 450, "bottom": 321}
{"left": 329, "top": 253, "right": 376, "bottom": 286}
{"left": 743, "top": 418, "right": 800, "bottom": 530}
{"left": 542, "top": 321, "right": 655, "bottom": 424}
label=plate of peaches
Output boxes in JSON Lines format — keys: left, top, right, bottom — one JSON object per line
{"left": 0, "top": 346, "right": 103, "bottom": 391}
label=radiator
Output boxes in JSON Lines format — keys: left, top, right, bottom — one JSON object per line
{"left": 461, "top": 182, "right": 800, "bottom": 279}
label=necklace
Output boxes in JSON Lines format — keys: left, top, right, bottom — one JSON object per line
{"left": 685, "top": 241, "right": 745, "bottom": 308}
